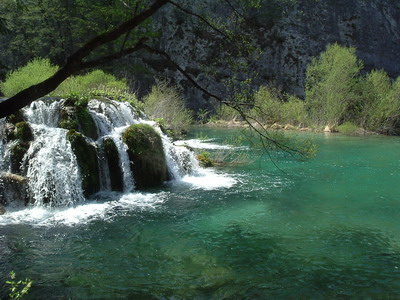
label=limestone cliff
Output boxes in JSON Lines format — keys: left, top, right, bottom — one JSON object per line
{"left": 140, "top": 0, "right": 400, "bottom": 109}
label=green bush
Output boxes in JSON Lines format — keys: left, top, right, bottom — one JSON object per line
{"left": 0, "top": 58, "right": 58, "bottom": 97}
{"left": 0, "top": 59, "right": 128, "bottom": 101}
{"left": 305, "top": 43, "right": 363, "bottom": 126}
{"left": 55, "top": 70, "right": 128, "bottom": 97}
{"left": 250, "top": 86, "right": 283, "bottom": 124}
{"left": 359, "top": 70, "right": 400, "bottom": 134}
{"left": 337, "top": 122, "right": 360, "bottom": 135}
{"left": 281, "top": 95, "right": 307, "bottom": 126}
{"left": 143, "top": 82, "right": 193, "bottom": 137}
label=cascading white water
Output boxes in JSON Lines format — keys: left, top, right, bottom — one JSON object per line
{"left": 22, "top": 100, "right": 84, "bottom": 206}
{"left": 88, "top": 99, "right": 199, "bottom": 189}
{"left": 88, "top": 100, "right": 137, "bottom": 192}
{"left": 142, "top": 121, "right": 200, "bottom": 179}
{"left": 0, "top": 98, "right": 202, "bottom": 209}
{"left": 23, "top": 99, "right": 61, "bottom": 127}
{"left": 24, "top": 125, "right": 84, "bottom": 206}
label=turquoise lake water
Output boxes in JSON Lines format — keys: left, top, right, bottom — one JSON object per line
{"left": 1, "top": 129, "right": 400, "bottom": 299}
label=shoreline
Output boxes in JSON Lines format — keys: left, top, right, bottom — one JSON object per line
{"left": 201, "top": 120, "right": 379, "bottom": 136}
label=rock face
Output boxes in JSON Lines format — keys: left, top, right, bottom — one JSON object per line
{"left": 122, "top": 124, "right": 167, "bottom": 189}
{"left": 137, "top": 0, "right": 400, "bottom": 108}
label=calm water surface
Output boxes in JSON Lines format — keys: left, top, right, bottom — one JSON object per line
{"left": 1, "top": 129, "right": 400, "bottom": 299}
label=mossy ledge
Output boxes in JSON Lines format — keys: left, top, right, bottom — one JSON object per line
{"left": 103, "top": 137, "right": 123, "bottom": 192}
{"left": 59, "top": 98, "right": 98, "bottom": 140}
{"left": 67, "top": 130, "right": 100, "bottom": 197}
{"left": 122, "top": 124, "right": 167, "bottom": 189}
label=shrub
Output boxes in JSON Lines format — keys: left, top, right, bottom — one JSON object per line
{"left": 143, "top": 82, "right": 193, "bottom": 137}
{"left": 251, "top": 86, "right": 283, "bottom": 124}
{"left": 197, "top": 151, "right": 213, "bottom": 168}
{"left": 305, "top": 43, "right": 363, "bottom": 126}
{"left": 55, "top": 70, "right": 128, "bottom": 97}
{"left": 281, "top": 95, "right": 307, "bottom": 126}
{"left": 214, "top": 104, "right": 240, "bottom": 121}
{"left": 337, "top": 122, "right": 360, "bottom": 135}
{"left": 0, "top": 58, "right": 58, "bottom": 97}
{"left": 359, "top": 70, "right": 400, "bottom": 134}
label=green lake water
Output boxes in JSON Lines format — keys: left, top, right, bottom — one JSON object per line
{"left": 1, "top": 129, "right": 400, "bottom": 299}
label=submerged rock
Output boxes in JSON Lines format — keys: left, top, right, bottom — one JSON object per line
{"left": 0, "top": 173, "right": 29, "bottom": 206}
{"left": 103, "top": 138, "right": 123, "bottom": 192}
{"left": 67, "top": 130, "right": 100, "bottom": 197}
{"left": 122, "top": 124, "right": 167, "bottom": 189}
{"left": 0, "top": 203, "right": 5, "bottom": 215}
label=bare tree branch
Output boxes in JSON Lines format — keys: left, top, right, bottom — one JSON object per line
{"left": 81, "top": 38, "right": 148, "bottom": 69}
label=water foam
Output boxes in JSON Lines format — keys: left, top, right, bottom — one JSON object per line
{"left": 0, "top": 192, "right": 168, "bottom": 227}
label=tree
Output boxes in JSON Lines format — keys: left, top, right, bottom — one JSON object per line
{"left": 305, "top": 43, "right": 363, "bottom": 127}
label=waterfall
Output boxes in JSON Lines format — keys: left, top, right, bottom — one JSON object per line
{"left": 88, "top": 100, "right": 137, "bottom": 192}
{"left": 0, "top": 98, "right": 200, "bottom": 207}
{"left": 22, "top": 100, "right": 84, "bottom": 206}
{"left": 24, "top": 125, "right": 84, "bottom": 206}
{"left": 23, "top": 99, "right": 61, "bottom": 127}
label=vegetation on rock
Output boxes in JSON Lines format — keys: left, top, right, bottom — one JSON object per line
{"left": 122, "top": 124, "right": 167, "bottom": 189}
{"left": 14, "top": 121, "right": 33, "bottom": 142}
{"left": 197, "top": 152, "right": 214, "bottom": 168}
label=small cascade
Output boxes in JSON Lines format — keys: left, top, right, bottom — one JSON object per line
{"left": 23, "top": 99, "right": 61, "bottom": 127}
{"left": 24, "top": 125, "right": 84, "bottom": 206}
{"left": 0, "top": 97, "right": 201, "bottom": 208}
{"left": 22, "top": 100, "right": 84, "bottom": 206}
{"left": 88, "top": 100, "right": 137, "bottom": 192}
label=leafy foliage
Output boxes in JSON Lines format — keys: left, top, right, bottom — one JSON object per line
{"left": 143, "top": 82, "right": 193, "bottom": 137}
{"left": 5, "top": 271, "right": 33, "bottom": 300}
{"left": 337, "top": 122, "right": 360, "bottom": 135}
{"left": 359, "top": 70, "right": 400, "bottom": 134}
{"left": 305, "top": 43, "right": 363, "bottom": 126}
{"left": 0, "top": 58, "right": 58, "bottom": 97}
{"left": 55, "top": 70, "right": 128, "bottom": 97}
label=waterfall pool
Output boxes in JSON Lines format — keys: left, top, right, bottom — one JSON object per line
{"left": 1, "top": 128, "right": 400, "bottom": 299}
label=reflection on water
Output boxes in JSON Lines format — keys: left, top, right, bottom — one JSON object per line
{"left": 1, "top": 129, "right": 400, "bottom": 299}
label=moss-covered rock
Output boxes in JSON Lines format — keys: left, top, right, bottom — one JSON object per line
{"left": 60, "top": 99, "right": 98, "bottom": 140}
{"left": 67, "top": 130, "right": 100, "bottom": 197}
{"left": 76, "top": 107, "right": 98, "bottom": 140}
{"left": 103, "top": 138, "right": 123, "bottom": 192}
{"left": 15, "top": 121, "right": 33, "bottom": 142}
{"left": 10, "top": 142, "right": 29, "bottom": 174}
{"left": 122, "top": 124, "right": 167, "bottom": 189}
